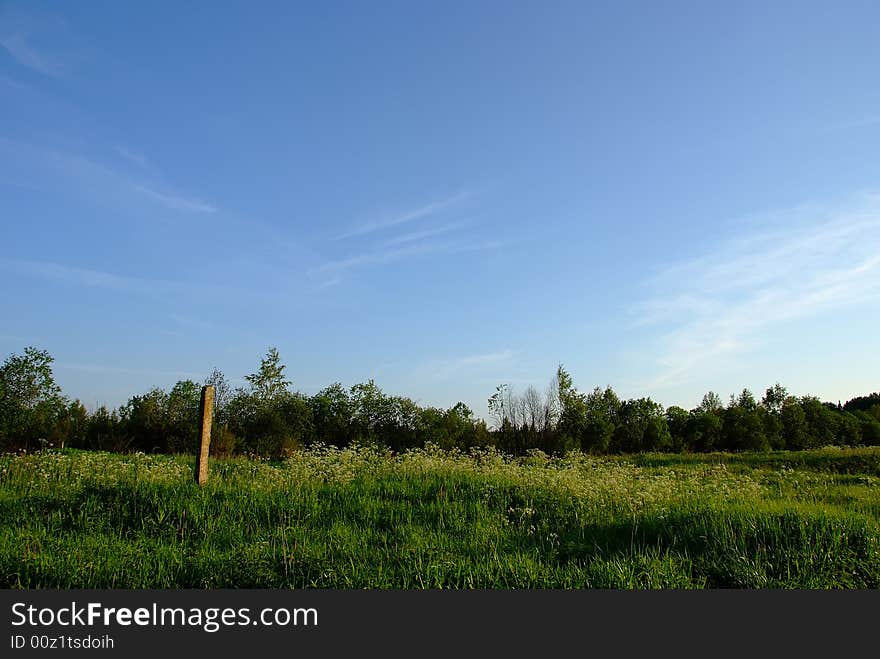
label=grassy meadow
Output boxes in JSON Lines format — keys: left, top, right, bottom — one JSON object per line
{"left": 1, "top": 446, "right": 879, "bottom": 588}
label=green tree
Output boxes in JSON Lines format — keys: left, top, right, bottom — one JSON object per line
{"left": 276, "top": 392, "right": 313, "bottom": 454}
{"left": 442, "top": 402, "right": 492, "bottom": 449}
{"left": 687, "top": 409, "right": 722, "bottom": 452}
{"left": 310, "top": 383, "right": 354, "bottom": 447}
{"left": 836, "top": 412, "right": 862, "bottom": 446}
{"left": 122, "top": 387, "right": 169, "bottom": 452}
{"left": 612, "top": 397, "right": 670, "bottom": 453}
{"left": 488, "top": 383, "right": 511, "bottom": 428}
{"left": 349, "top": 380, "right": 396, "bottom": 446}
{"left": 698, "top": 391, "right": 723, "bottom": 414}
{"left": 779, "top": 397, "right": 808, "bottom": 450}
{"left": 166, "top": 380, "right": 201, "bottom": 453}
{"left": 383, "top": 395, "right": 421, "bottom": 451}
{"left": 553, "top": 366, "right": 588, "bottom": 453}
{"left": 0, "top": 347, "right": 67, "bottom": 451}
{"left": 86, "top": 405, "right": 128, "bottom": 452}
{"left": 761, "top": 383, "right": 788, "bottom": 448}
{"left": 854, "top": 411, "right": 880, "bottom": 445}
{"left": 721, "top": 389, "right": 769, "bottom": 452}
{"left": 204, "top": 367, "right": 232, "bottom": 423}
{"left": 230, "top": 349, "right": 297, "bottom": 457}
{"left": 761, "top": 383, "right": 788, "bottom": 415}
{"left": 842, "top": 393, "right": 880, "bottom": 415}
{"left": 245, "top": 347, "right": 290, "bottom": 401}
{"left": 581, "top": 386, "right": 620, "bottom": 454}
{"left": 665, "top": 406, "right": 690, "bottom": 452}
{"left": 55, "top": 399, "right": 89, "bottom": 450}
{"left": 801, "top": 396, "right": 837, "bottom": 448}
{"left": 204, "top": 367, "right": 237, "bottom": 456}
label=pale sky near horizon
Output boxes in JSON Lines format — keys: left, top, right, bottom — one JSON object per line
{"left": 1, "top": 2, "right": 879, "bottom": 419}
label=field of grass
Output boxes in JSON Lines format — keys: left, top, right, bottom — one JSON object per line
{"left": 1, "top": 446, "right": 878, "bottom": 588}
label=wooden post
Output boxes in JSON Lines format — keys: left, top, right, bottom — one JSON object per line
{"left": 196, "top": 385, "right": 214, "bottom": 485}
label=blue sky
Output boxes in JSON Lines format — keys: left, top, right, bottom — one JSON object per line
{"left": 2, "top": 1, "right": 879, "bottom": 418}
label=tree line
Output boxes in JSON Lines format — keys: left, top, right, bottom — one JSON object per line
{"left": 1, "top": 346, "right": 878, "bottom": 458}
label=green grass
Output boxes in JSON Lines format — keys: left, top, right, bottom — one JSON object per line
{"left": 1, "top": 446, "right": 878, "bottom": 588}
{"left": 625, "top": 447, "right": 880, "bottom": 477}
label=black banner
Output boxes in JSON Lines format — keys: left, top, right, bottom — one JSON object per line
{"left": 2, "top": 589, "right": 878, "bottom": 656}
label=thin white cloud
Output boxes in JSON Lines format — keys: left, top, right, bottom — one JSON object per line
{"left": 449, "top": 240, "right": 504, "bottom": 254}
{"left": 380, "top": 222, "right": 466, "bottom": 247}
{"left": 0, "top": 32, "right": 58, "bottom": 75}
{"left": 132, "top": 184, "right": 217, "bottom": 213}
{"left": 116, "top": 146, "right": 150, "bottom": 169}
{"left": 0, "top": 258, "right": 259, "bottom": 301}
{"left": 314, "top": 243, "right": 444, "bottom": 274}
{"left": 0, "top": 258, "right": 237, "bottom": 296}
{"left": 635, "top": 195, "right": 880, "bottom": 389}
{"left": 2, "top": 259, "right": 149, "bottom": 292}
{"left": 314, "top": 191, "right": 492, "bottom": 283}
{"left": 312, "top": 239, "right": 499, "bottom": 282}
{"left": 421, "top": 350, "right": 516, "bottom": 380}
{"left": 336, "top": 191, "right": 469, "bottom": 240}
{"left": 444, "top": 350, "right": 516, "bottom": 369}
{"left": 831, "top": 115, "right": 880, "bottom": 131}
{"left": 314, "top": 276, "right": 343, "bottom": 290}
{"left": 0, "top": 73, "right": 27, "bottom": 89}
{"left": 55, "top": 362, "right": 207, "bottom": 381}
{"left": 0, "top": 139, "right": 217, "bottom": 214}
{"left": 0, "top": 10, "right": 82, "bottom": 77}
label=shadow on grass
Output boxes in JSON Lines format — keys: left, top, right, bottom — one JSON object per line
{"left": 543, "top": 506, "right": 880, "bottom": 588}
{"left": 626, "top": 449, "right": 880, "bottom": 477}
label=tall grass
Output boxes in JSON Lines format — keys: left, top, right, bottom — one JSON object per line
{"left": 1, "top": 446, "right": 878, "bottom": 588}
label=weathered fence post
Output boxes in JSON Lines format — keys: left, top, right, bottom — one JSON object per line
{"left": 196, "top": 385, "right": 214, "bottom": 485}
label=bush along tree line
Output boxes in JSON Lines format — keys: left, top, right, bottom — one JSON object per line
{"left": 1, "top": 347, "right": 879, "bottom": 458}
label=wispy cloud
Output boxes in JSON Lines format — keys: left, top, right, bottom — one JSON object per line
{"left": 0, "top": 10, "right": 83, "bottom": 77}
{"left": 314, "top": 275, "right": 343, "bottom": 289}
{"left": 0, "top": 258, "right": 186, "bottom": 295}
{"left": 313, "top": 243, "right": 445, "bottom": 275}
{"left": 0, "top": 258, "right": 290, "bottom": 308}
{"left": 419, "top": 350, "right": 516, "bottom": 380}
{"left": 116, "top": 146, "right": 150, "bottom": 169}
{"left": 311, "top": 240, "right": 499, "bottom": 283}
{"left": 55, "top": 362, "right": 206, "bottom": 381}
{"left": 336, "top": 191, "right": 469, "bottom": 240}
{"left": 0, "top": 139, "right": 217, "bottom": 215}
{"left": 0, "top": 72, "right": 27, "bottom": 89}
{"left": 635, "top": 195, "right": 880, "bottom": 388}
{"left": 132, "top": 184, "right": 217, "bottom": 213}
{"left": 0, "top": 258, "right": 268, "bottom": 304}
{"left": 0, "top": 32, "right": 57, "bottom": 75}
{"left": 312, "top": 190, "right": 496, "bottom": 285}
{"left": 379, "top": 222, "right": 467, "bottom": 247}
{"left": 830, "top": 115, "right": 880, "bottom": 131}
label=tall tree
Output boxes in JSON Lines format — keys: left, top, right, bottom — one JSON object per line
{"left": 204, "top": 367, "right": 232, "bottom": 422}
{"left": 761, "top": 383, "right": 788, "bottom": 448}
{"left": 698, "top": 391, "right": 723, "bottom": 414}
{"left": 761, "top": 383, "right": 788, "bottom": 415}
{"left": 555, "top": 365, "right": 587, "bottom": 453}
{"left": 581, "top": 386, "right": 620, "bottom": 454}
{"left": 0, "top": 347, "right": 67, "bottom": 450}
{"left": 664, "top": 406, "right": 687, "bottom": 450}
{"left": 166, "top": 380, "right": 201, "bottom": 453}
{"left": 245, "top": 347, "right": 290, "bottom": 401}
